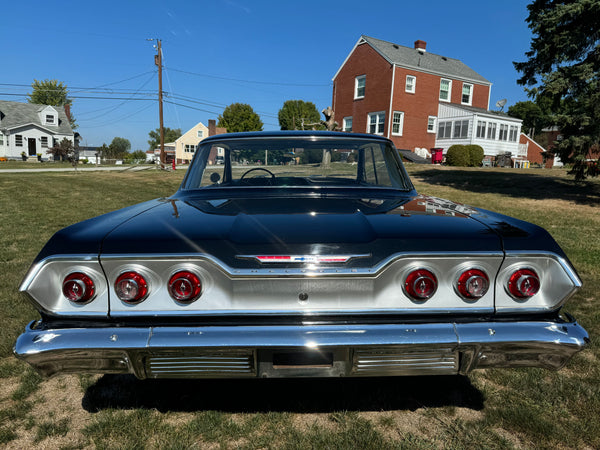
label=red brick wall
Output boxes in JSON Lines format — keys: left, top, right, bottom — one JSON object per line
{"left": 519, "top": 133, "right": 553, "bottom": 167}
{"left": 332, "top": 43, "right": 392, "bottom": 134}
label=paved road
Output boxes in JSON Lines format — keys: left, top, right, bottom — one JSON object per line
{"left": 0, "top": 165, "right": 160, "bottom": 173}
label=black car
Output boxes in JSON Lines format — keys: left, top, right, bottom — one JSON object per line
{"left": 15, "top": 131, "right": 588, "bottom": 379}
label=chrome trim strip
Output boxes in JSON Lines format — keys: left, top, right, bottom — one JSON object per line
{"left": 236, "top": 254, "right": 371, "bottom": 264}
{"left": 15, "top": 319, "right": 589, "bottom": 378}
{"left": 20, "top": 254, "right": 100, "bottom": 292}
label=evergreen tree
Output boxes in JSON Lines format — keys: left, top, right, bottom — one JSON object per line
{"left": 514, "top": 0, "right": 600, "bottom": 179}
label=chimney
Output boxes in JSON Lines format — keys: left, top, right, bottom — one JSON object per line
{"left": 414, "top": 40, "right": 427, "bottom": 52}
{"left": 64, "top": 103, "right": 71, "bottom": 122}
{"left": 208, "top": 119, "right": 216, "bottom": 136}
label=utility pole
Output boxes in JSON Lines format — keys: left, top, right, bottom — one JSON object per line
{"left": 148, "top": 38, "right": 164, "bottom": 165}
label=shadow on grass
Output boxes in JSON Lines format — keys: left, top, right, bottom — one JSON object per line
{"left": 82, "top": 374, "right": 483, "bottom": 413}
{"left": 411, "top": 169, "right": 600, "bottom": 206}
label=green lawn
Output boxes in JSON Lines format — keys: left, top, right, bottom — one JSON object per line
{"left": 0, "top": 166, "right": 598, "bottom": 449}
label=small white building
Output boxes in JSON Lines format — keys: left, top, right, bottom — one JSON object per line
{"left": 434, "top": 104, "right": 523, "bottom": 158}
{"left": 0, "top": 100, "right": 75, "bottom": 160}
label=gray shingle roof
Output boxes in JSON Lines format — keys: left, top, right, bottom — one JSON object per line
{"left": 360, "top": 36, "right": 490, "bottom": 84}
{"left": 0, "top": 100, "right": 74, "bottom": 135}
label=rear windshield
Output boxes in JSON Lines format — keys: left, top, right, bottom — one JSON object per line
{"left": 181, "top": 136, "right": 413, "bottom": 191}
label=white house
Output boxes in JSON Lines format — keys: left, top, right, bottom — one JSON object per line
{"left": 434, "top": 104, "right": 524, "bottom": 159}
{"left": 0, "top": 100, "right": 75, "bottom": 160}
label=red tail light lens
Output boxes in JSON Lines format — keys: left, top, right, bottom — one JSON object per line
{"left": 508, "top": 268, "right": 540, "bottom": 299}
{"left": 404, "top": 269, "right": 437, "bottom": 300}
{"left": 62, "top": 272, "right": 95, "bottom": 303}
{"left": 115, "top": 271, "right": 149, "bottom": 303}
{"left": 457, "top": 269, "right": 489, "bottom": 299}
{"left": 168, "top": 271, "right": 202, "bottom": 303}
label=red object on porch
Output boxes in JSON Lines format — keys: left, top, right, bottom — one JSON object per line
{"left": 431, "top": 148, "right": 443, "bottom": 164}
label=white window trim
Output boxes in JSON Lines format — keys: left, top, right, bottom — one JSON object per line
{"left": 355, "top": 75, "right": 366, "bottom": 100}
{"left": 391, "top": 111, "right": 404, "bottom": 136}
{"left": 461, "top": 83, "right": 473, "bottom": 106}
{"left": 439, "top": 78, "right": 452, "bottom": 102}
{"left": 405, "top": 75, "right": 416, "bottom": 94}
{"left": 343, "top": 116, "right": 353, "bottom": 132}
{"left": 367, "top": 111, "right": 385, "bottom": 135}
{"left": 427, "top": 116, "right": 437, "bottom": 134}
{"left": 197, "top": 130, "right": 204, "bottom": 138}
{"left": 45, "top": 114, "right": 56, "bottom": 125}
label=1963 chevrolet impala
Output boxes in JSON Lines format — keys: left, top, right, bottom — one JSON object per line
{"left": 14, "top": 131, "right": 589, "bottom": 379}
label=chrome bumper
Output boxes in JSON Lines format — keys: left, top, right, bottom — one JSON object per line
{"left": 14, "top": 320, "right": 589, "bottom": 379}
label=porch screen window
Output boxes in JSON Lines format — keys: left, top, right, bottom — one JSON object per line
{"left": 462, "top": 84, "right": 472, "bottom": 105}
{"left": 41, "top": 137, "right": 48, "bottom": 148}
{"left": 499, "top": 124, "right": 509, "bottom": 141}
{"left": 476, "top": 121, "right": 486, "bottom": 138}
{"left": 509, "top": 125, "right": 518, "bottom": 142}
{"left": 437, "top": 121, "right": 452, "bottom": 139}
{"left": 355, "top": 75, "right": 366, "bottom": 99}
{"left": 439, "top": 79, "right": 451, "bottom": 101}
{"left": 392, "top": 111, "right": 404, "bottom": 135}
{"left": 486, "top": 123, "right": 497, "bottom": 140}
{"left": 15, "top": 135, "right": 23, "bottom": 147}
{"left": 368, "top": 112, "right": 385, "bottom": 134}
{"left": 453, "top": 120, "right": 469, "bottom": 139}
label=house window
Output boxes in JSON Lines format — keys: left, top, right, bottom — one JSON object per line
{"left": 343, "top": 117, "right": 353, "bottom": 132}
{"left": 355, "top": 75, "right": 366, "bottom": 99}
{"left": 437, "top": 121, "right": 452, "bottom": 139}
{"left": 53, "top": 138, "right": 58, "bottom": 147}
{"left": 427, "top": 116, "right": 437, "bottom": 133}
{"left": 499, "top": 124, "right": 509, "bottom": 141}
{"left": 368, "top": 112, "right": 385, "bottom": 135}
{"left": 509, "top": 125, "right": 518, "bottom": 142}
{"left": 15, "top": 135, "right": 23, "bottom": 147}
{"left": 439, "top": 79, "right": 452, "bottom": 102}
{"left": 392, "top": 111, "right": 404, "bottom": 135}
{"left": 41, "top": 136, "right": 48, "bottom": 148}
{"left": 45, "top": 114, "right": 55, "bottom": 125}
{"left": 0, "top": 134, "right": 3, "bottom": 146}
{"left": 486, "top": 122, "right": 497, "bottom": 140}
{"left": 185, "top": 144, "right": 196, "bottom": 153}
{"left": 476, "top": 120, "right": 486, "bottom": 138}
{"left": 453, "top": 120, "right": 469, "bottom": 139}
{"left": 462, "top": 83, "right": 473, "bottom": 105}
{"left": 197, "top": 130, "right": 204, "bottom": 138}
{"left": 405, "top": 75, "right": 416, "bottom": 93}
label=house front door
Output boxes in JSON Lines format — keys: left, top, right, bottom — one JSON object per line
{"left": 28, "top": 138, "right": 36, "bottom": 156}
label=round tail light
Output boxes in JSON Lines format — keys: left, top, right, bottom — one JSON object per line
{"left": 62, "top": 272, "right": 95, "bottom": 303}
{"left": 457, "top": 269, "right": 489, "bottom": 299}
{"left": 115, "top": 271, "right": 149, "bottom": 303}
{"left": 404, "top": 269, "right": 437, "bottom": 300}
{"left": 168, "top": 271, "right": 202, "bottom": 303}
{"left": 508, "top": 268, "right": 540, "bottom": 299}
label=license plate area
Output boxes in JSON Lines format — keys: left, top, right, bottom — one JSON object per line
{"left": 272, "top": 351, "right": 333, "bottom": 369}
{"left": 258, "top": 349, "right": 349, "bottom": 378}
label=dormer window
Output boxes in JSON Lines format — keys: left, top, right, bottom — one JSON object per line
{"left": 45, "top": 114, "right": 55, "bottom": 125}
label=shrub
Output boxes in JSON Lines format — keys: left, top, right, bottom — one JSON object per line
{"left": 445, "top": 145, "right": 470, "bottom": 166}
{"left": 466, "top": 145, "right": 484, "bottom": 167}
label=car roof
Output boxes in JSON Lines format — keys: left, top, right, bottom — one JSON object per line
{"left": 200, "top": 130, "right": 392, "bottom": 144}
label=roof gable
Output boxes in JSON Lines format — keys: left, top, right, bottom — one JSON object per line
{"left": 333, "top": 35, "right": 490, "bottom": 85}
{"left": 0, "top": 100, "right": 73, "bottom": 135}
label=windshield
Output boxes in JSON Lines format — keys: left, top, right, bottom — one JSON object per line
{"left": 181, "top": 135, "right": 413, "bottom": 191}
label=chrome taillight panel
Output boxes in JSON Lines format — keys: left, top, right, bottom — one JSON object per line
{"left": 19, "top": 256, "right": 109, "bottom": 316}
{"left": 495, "top": 252, "right": 581, "bottom": 313}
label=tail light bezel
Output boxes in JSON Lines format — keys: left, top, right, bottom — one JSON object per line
{"left": 62, "top": 271, "right": 97, "bottom": 304}
{"left": 403, "top": 267, "right": 438, "bottom": 301}
{"left": 114, "top": 270, "right": 150, "bottom": 304}
{"left": 455, "top": 268, "right": 490, "bottom": 301}
{"left": 507, "top": 267, "right": 541, "bottom": 299}
{"left": 168, "top": 270, "right": 203, "bottom": 304}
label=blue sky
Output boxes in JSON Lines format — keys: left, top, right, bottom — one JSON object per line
{"left": 1, "top": 0, "right": 534, "bottom": 151}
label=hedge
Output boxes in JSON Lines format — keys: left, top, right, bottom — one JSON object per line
{"left": 445, "top": 144, "right": 484, "bottom": 167}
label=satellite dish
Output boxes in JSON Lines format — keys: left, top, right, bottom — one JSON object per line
{"left": 495, "top": 99, "right": 507, "bottom": 111}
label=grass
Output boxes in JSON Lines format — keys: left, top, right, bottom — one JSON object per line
{"left": 0, "top": 165, "right": 598, "bottom": 448}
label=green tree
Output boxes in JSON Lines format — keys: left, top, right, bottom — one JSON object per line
{"left": 514, "top": 0, "right": 600, "bottom": 180}
{"left": 102, "top": 137, "right": 131, "bottom": 160}
{"left": 47, "top": 138, "right": 78, "bottom": 169}
{"left": 278, "top": 100, "right": 321, "bottom": 130}
{"left": 507, "top": 100, "right": 550, "bottom": 136}
{"left": 147, "top": 127, "right": 182, "bottom": 152}
{"left": 218, "top": 103, "right": 263, "bottom": 132}
{"left": 28, "top": 79, "right": 77, "bottom": 129}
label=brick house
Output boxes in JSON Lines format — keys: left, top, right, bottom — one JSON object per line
{"left": 332, "top": 36, "right": 524, "bottom": 160}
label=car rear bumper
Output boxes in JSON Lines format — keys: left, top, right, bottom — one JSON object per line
{"left": 14, "top": 319, "right": 589, "bottom": 378}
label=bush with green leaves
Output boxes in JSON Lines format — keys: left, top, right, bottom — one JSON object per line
{"left": 466, "top": 145, "right": 484, "bottom": 167}
{"left": 445, "top": 145, "right": 470, "bottom": 166}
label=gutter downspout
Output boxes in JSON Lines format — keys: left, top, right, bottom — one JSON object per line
{"left": 387, "top": 64, "right": 396, "bottom": 139}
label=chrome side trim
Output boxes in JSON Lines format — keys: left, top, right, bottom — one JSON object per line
{"left": 14, "top": 319, "right": 589, "bottom": 378}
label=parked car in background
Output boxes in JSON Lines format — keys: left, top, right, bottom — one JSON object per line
{"left": 15, "top": 131, "right": 588, "bottom": 379}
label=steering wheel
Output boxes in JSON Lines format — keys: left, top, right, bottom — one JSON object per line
{"left": 240, "top": 167, "right": 276, "bottom": 181}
